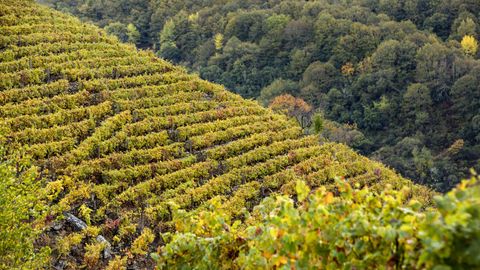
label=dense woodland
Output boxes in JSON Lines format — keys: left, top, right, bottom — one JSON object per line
{"left": 41, "top": 0, "right": 480, "bottom": 192}
{"left": 1, "top": 1, "right": 480, "bottom": 269}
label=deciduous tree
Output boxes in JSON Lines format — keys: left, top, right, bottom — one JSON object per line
{"left": 461, "top": 35, "right": 478, "bottom": 56}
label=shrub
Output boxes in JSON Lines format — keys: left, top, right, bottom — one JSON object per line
{"left": 0, "top": 147, "right": 51, "bottom": 269}
{"left": 154, "top": 173, "right": 480, "bottom": 269}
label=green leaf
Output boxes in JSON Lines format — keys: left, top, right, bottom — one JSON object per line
{"left": 295, "top": 180, "right": 310, "bottom": 202}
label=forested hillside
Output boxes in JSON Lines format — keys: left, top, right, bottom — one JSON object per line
{"left": 41, "top": 0, "right": 480, "bottom": 191}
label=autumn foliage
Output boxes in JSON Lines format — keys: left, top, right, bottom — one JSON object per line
{"left": 268, "top": 94, "right": 312, "bottom": 128}
{"left": 461, "top": 35, "right": 478, "bottom": 56}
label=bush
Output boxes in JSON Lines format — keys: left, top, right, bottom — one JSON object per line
{"left": 0, "top": 148, "right": 51, "bottom": 269}
{"left": 154, "top": 173, "right": 480, "bottom": 269}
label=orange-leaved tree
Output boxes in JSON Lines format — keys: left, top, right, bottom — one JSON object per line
{"left": 269, "top": 94, "right": 312, "bottom": 128}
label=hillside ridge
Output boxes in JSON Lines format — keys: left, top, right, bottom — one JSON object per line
{"left": 0, "top": 0, "right": 432, "bottom": 268}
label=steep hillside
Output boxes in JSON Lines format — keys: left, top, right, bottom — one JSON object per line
{"left": 41, "top": 0, "right": 480, "bottom": 192}
{"left": 0, "top": 0, "right": 433, "bottom": 268}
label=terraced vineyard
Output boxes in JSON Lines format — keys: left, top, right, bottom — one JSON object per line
{"left": 0, "top": 0, "right": 434, "bottom": 268}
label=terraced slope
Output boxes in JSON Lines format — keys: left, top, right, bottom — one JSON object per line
{"left": 0, "top": 0, "right": 433, "bottom": 268}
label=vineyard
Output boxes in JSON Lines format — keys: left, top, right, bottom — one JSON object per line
{"left": 0, "top": 0, "right": 458, "bottom": 269}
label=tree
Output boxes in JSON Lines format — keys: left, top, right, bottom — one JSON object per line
{"left": 319, "top": 119, "right": 371, "bottom": 152}
{"left": 451, "top": 73, "right": 479, "bottom": 114}
{"left": 158, "top": 19, "right": 180, "bottom": 61}
{"left": 314, "top": 13, "right": 347, "bottom": 61}
{"left": 369, "top": 39, "right": 417, "bottom": 85}
{"left": 439, "top": 139, "right": 464, "bottom": 158}
{"left": 214, "top": 33, "right": 223, "bottom": 52}
{"left": 456, "top": 18, "right": 477, "bottom": 39}
{"left": 159, "top": 19, "right": 175, "bottom": 44}
{"left": 289, "top": 48, "right": 311, "bottom": 78}
{"left": 412, "top": 146, "right": 434, "bottom": 183}
{"left": 331, "top": 23, "right": 379, "bottom": 66}
{"left": 300, "top": 61, "right": 340, "bottom": 106}
{"left": 224, "top": 11, "right": 268, "bottom": 42}
{"left": 341, "top": 62, "right": 354, "bottom": 77}
{"left": 158, "top": 42, "right": 180, "bottom": 61}
{"left": 424, "top": 13, "right": 451, "bottom": 40}
{"left": 264, "top": 14, "right": 290, "bottom": 44}
{"left": 311, "top": 113, "right": 324, "bottom": 134}
{"left": 415, "top": 43, "right": 461, "bottom": 102}
{"left": 127, "top": 23, "right": 140, "bottom": 44}
{"left": 403, "top": 83, "right": 432, "bottom": 130}
{"left": 258, "top": 79, "right": 298, "bottom": 106}
{"left": 404, "top": 83, "right": 432, "bottom": 109}
{"left": 269, "top": 94, "right": 312, "bottom": 128}
{"left": 105, "top": 22, "right": 129, "bottom": 42}
{"left": 284, "top": 19, "right": 313, "bottom": 48}
{"left": 461, "top": 35, "right": 478, "bottom": 56}
{"left": 450, "top": 13, "right": 478, "bottom": 40}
